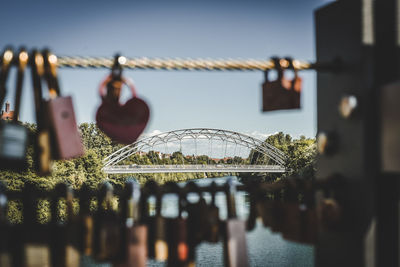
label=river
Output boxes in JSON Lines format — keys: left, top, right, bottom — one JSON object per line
{"left": 82, "top": 176, "right": 314, "bottom": 267}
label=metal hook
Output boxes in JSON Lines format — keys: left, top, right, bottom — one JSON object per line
{"left": 271, "top": 56, "right": 284, "bottom": 80}
{"left": 284, "top": 57, "right": 301, "bottom": 78}
{"left": 111, "top": 54, "right": 124, "bottom": 81}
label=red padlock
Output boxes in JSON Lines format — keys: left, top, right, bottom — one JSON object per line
{"left": 96, "top": 73, "right": 150, "bottom": 145}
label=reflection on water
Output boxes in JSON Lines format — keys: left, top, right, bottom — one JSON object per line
{"left": 83, "top": 176, "right": 314, "bottom": 267}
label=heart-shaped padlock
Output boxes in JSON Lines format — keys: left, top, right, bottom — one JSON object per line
{"left": 96, "top": 74, "right": 150, "bottom": 145}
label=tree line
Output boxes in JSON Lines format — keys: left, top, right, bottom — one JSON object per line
{"left": 0, "top": 123, "right": 315, "bottom": 223}
{"left": 0, "top": 123, "right": 316, "bottom": 191}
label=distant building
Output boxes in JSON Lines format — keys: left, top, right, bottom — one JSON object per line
{"left": 1, "top": 101, "right": 14, "bottom": 121}
{"left": 222, "top": 157, "right": 233, "bottom": 162}
{"left": 136, "top": 151, "right": 148, "bottom": 156}
{"left": 155, "top": 151, "right": 162, "bottom": 159}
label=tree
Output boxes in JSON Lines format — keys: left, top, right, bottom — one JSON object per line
{"left": 242, "top": 132, "right": 316, "bottom": 183}
{"left": 79, "top": 122, "right": 120, "bottom": 159}
{"left": 147, "top": 151, "right": 161, "bottom": 165}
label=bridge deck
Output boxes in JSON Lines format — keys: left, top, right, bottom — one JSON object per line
{"left": 103, "top": 164, "right": 286, "bottom": 174}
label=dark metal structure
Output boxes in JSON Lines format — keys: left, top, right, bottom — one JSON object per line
{"left": 315, "top": 0, "right": 399, "bottom": 266}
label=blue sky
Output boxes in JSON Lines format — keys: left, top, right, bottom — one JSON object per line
{"left": 0, "top": 0, "right": 334, "bottom": 140}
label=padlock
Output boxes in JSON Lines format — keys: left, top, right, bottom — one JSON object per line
{"left": 144, "top": 181, "right": 168, "bottom": 261}
{"left": 143, "top": 181, "right": 156, "bottom": 259}
{"left": 317, "top": 194, "right": 342, "bottom": 232}
{"left": 64, "top": 186, "right": 81, "bottom": 267}
{"left": 282, "top": 181, "right": 302, "bottom": 242}
{"left": 205, "top": 181, "right": 220, "bottom": 243}
{"left": 30, "top": 50, "right": 52, "bottom": 176}
{"left": 0, "top": 182, "right": 12, "bottom": 267}
{"left": 21, "top": 183, "right": 52, "bottom": 267}
{"left": 186, "top": 182, "right": 208, "bottom": 244}
{"left": 42, "top": 50, "right": 84, "bottom": 160}
{"left": 0, "top": 47, "right": 13, "bottom": 110}
{"left": 256, "top": 196, "right": 274, "bottom": 228}
{"left": 154, "top": 188, "right": 168, "bottom": 261}
{"left": 269, "top": 191, "right": 286, "bottom": 233}
{"left": 114, "top": 179, "right": 148, "bottom": 267}
{"left": 78, "top": 185, "right": 94, "bottom": 257}
{"left": 262, "top": 57, "right": 302, "bottom": 112}
{"left": 257, "top": 191, "right": 285, "bottom": 232}
{"left": 186, "top": 182, "right": 209, "bottom": 265}
{"left": 223, "top": 178, "right": 249, "bottom": 267}
{"left": 166, "top": 182, "right": 189, "bottom": 267}
{"left": 96, "top": 55, "right": 150, "bottom": 145}
{"left": 246, "top": 183, "right": 259, "bottom": 231}
{"left": 298, "top": 181, "right": 318, "bottom": 244}
{"left": 93, "top": 182, "right": 121, "bottom": 262}
{"left": 51, "top": 183, "right": 80, "bottom": 267}
{"left": 0, "top": 48, "right": 29, "bottom": 171}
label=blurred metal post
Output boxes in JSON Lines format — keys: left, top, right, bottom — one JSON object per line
{"left": 315, "top": 0, "right": 399, "bottom": 266}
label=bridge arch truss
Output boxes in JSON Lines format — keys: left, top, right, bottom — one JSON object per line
{"left": 103, "top": 128, "right": 287, "bottom": 169}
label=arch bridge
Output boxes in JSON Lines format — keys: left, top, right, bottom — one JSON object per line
{"left": 103, "top": 128, "right": 287, "bottom": 174}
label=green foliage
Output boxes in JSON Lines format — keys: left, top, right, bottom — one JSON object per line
{"left": 242, "top": 132, "right": 316, "bottom": 183}
{"left": 7, "top": 200, "right": 22, "bottom": 224}
{"left": 0, "top": 123, "right": 315, "bottom": 222}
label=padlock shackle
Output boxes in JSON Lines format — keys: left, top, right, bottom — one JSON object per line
{"left": 111, "top": 54, "right": 123, "bottom": 81}
{"left": 51, "top": 183, "right": 73, "bottom": 225}
{"left": 78, "top": 184, "right": 92, "bottom": 215}
{"left": 0, "top": 47, "right": 14, "bottom": 111}
{"left": 155, "top": 188, "right": 163, "bottom": 217}
{"left": 140, "top": 180, "right": 159, "bottom": 222}
{"left": 210, "top": 181, "right": 217, "bottom": 206}
{"left": 178, "top": 188, "right": 187, "bottom": 218}
{"left": 42, "top": 49, "right": 61, "bottom": 98}
{"left": 225, "top": 178, "right": 237, "bottom": 219}
{"left": 123, "top": 179, "right": 141, "bottom": 224}
{"left": 245, "top": 181, "right": 260, "bottom": 231}
{"left": 268, "top": 56, "right": 300, "bottom": 82}
{"left": 22, "top": 183, "right": 41, "bottom": 226}
{"left": 271, "top": 57, "right": 284, "bottom": 80}
{"left": 98, "top": 74, "right": 137, "bottom": 99}
{"left": 13, "top": 48, "right": 28, "bottom": 123}
{"left": 30, "top": 50, "right": 46, "bottom": 128}
{"left": 98, "top": 182, "right": 114, "bottom": 211}
{"left": 125, "top": 179, "right": 141, "bottom": 206}
{"left": 186, "top": 181, "right": 204, "bottom": 201}
{"left": 164, "top": 181, "right": 186, "bottom": 218}
{"left": 65, "top": 186, "right": 75, "bottom": 223}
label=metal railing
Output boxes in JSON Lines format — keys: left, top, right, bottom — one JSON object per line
{"left": 103, "top": 164, "right": 286, "bottom": 174}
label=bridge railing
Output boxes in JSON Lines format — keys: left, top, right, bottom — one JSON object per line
{"left": 106, "top": 164, "right": 285, "bottom": 169}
